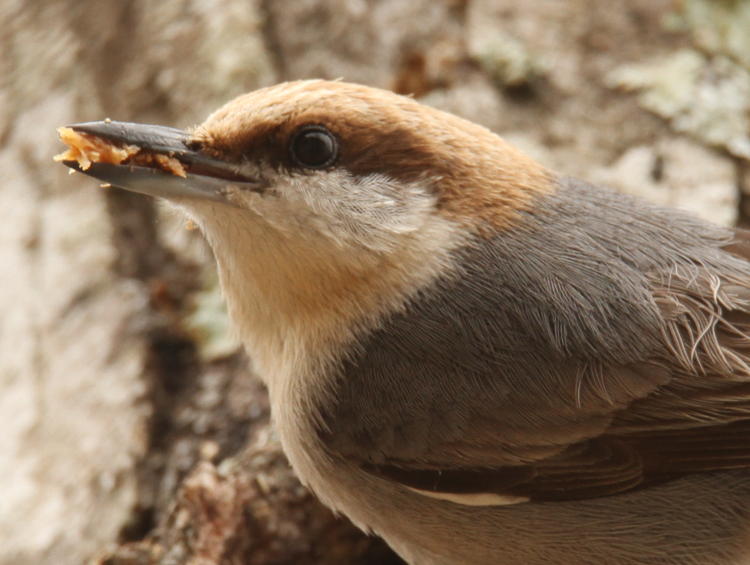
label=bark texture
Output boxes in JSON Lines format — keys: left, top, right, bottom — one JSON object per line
{"left": 2, "top": 1, "right": 747, "bottom": 564}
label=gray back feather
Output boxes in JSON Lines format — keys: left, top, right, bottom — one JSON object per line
{"left": 320, "top": 178, "right": 750, "bottom": 476}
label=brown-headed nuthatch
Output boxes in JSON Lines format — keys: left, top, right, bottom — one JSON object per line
{"left": 57, "top": 80, "right": 750, "bottom": 565}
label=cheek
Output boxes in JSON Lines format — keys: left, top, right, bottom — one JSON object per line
{"left": 254, "top": 172, "right": 440, "bottom": 251}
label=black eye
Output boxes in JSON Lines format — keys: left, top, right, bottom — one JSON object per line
{"left": 290, "top": 125, "right": 338, "bottom": 169}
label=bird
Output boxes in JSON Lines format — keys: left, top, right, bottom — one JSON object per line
{"left": 57, "top": 80, "right": 750, "bottom": 565}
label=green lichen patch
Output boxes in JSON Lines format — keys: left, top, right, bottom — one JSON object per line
{"left": 471, "top": 31, "right": 547, "bottom": 87}
{"left": 185, "top": 276, "right": 241, "bottom": 362}
{"left": 608, "top": 49, "right": 750, "bottom": 159}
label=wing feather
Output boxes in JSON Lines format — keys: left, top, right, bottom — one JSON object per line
{"left": 321, "top": 182, "right": 750, "bottom": 504}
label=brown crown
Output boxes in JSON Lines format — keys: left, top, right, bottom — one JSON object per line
{"left": 193, "top": 80, "right": 554, "bottom": 232}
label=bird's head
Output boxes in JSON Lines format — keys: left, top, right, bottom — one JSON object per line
{"left": 58, "top": 80, "right": 553, "bottom": 374}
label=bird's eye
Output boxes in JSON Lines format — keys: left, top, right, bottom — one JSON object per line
{"left": 290, "top": 125, "right": 338, "bottom": 169}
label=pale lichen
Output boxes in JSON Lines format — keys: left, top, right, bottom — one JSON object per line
{"left": 607, "top": 49, "right": 750, "bottom": 159}
{"left": 609, "top": 0, "right": 750, "bottom": 160}
{"left": 679, "top": 0, "right": 750, "bottom": 70}
{"left": 185, "top": 276, "right": 241, "bottom": 362}
{"left": 470, "top": 31, "right": 547, "bottom": 87}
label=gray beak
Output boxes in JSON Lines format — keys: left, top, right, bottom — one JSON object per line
{"left": 59, "top": 121, "right": 262, "bottom": 201}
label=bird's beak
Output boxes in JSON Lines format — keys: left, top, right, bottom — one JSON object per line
{"left": 57, "top": 120, "right": 262, "bottom": 202}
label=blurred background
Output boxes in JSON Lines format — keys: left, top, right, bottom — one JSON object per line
{"left": 2, "top": 1, "right": 749, "bottom": 564}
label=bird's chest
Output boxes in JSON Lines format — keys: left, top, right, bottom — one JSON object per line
{"left": 269, "top": 371, "right": 371, "bottom": 520}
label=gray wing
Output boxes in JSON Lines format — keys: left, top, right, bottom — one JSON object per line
{"left": 319, "top": 180, "right": 750, "bottom": 502}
